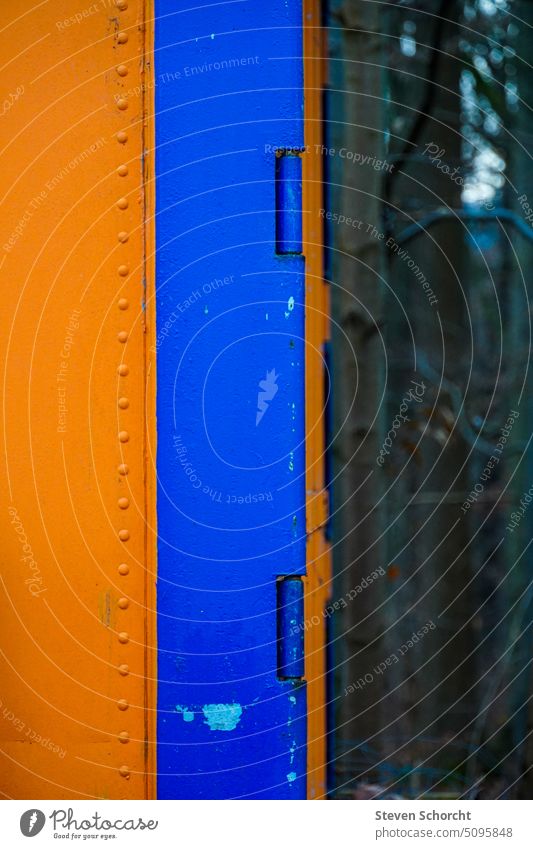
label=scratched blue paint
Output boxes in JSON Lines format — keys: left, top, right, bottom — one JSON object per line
{"left": 155, "top": 0, "right": 306, "bottom": 799}
{"left": 278, "top": 578, "right": 305, "bottom": 678}
{"left": 202, "top": 703, "right": 243, "bottom": 732}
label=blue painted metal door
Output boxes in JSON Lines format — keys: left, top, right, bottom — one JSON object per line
{"left": 154, "top": 0, "right": 307, "bottom": 799}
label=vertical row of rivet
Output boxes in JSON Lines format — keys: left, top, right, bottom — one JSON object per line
{"left": 113, "top": 0, "right": 131, "bottom": 784}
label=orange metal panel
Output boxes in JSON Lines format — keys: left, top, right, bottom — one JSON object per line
{"left": 0, "top": 0, "right": 154, "bottom": 799}
{"left": 142, "top": 0, "right": 157, "bottom": 801}
{"left": 303, "top": 0, "right": 332, "bottom": 800}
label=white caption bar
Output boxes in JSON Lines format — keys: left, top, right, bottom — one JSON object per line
{"left": 1, "top": 799, "right": 531, "bottom": 848}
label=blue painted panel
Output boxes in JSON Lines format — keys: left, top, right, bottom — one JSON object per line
{"left": 154, "top": 0, "right": 306, "bottom": 799}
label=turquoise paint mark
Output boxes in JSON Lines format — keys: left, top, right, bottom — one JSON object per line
{"left": 288, "top": 694, "right": 296, "bottom": 725}
{"left": 287, "top": 771, "right": 297, "bottom": 783}
{"left": 290, "top": 740, "right": 297, "bottom": 764}
{"left": 175, "top": 705, "right": 195, "bottom": 722}
{"left": 202, "top": 703, "right": 242, "bottom": 731}
{"left": 284, "top": 296, "right": 295, "bottom": 319}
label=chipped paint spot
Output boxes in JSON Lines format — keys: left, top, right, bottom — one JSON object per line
{"left": 290, "top": 740, "right": 297, "bottom": 764}
{"left": 289, "top": 451, "right": 294, "bottom": 472}
{"left": 284, "top": 296, "right": 295, "bottom": 319}
{"left": 98, "top": 591, "right": 111, "bottom": 627}
{"left": 175, "top": 705, "right": 194, "bottom": 722}
{"left": 287, "top": 771, "right": 297, "bottom": 783}
{"left": 289, "top": 695, "right": 296, "bottom": 705}
{"left": 202, "top": 703, "right": 242, "bottom": 731}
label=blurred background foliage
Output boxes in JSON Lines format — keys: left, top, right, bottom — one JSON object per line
{"left": 326, "top": 0, "right": 533, "bottom": 798}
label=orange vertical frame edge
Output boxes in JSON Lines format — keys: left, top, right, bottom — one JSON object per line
{"left": 143, "top": 0, "right": 157, "bottom": 802}
{"left": 303, "top": 0, "right": 332, "bottom": 800}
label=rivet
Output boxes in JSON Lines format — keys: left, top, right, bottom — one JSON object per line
{"left": 118, "top": 731, "right": 130, "bottom": 743}
{"left": 117, "top": 164, "right": 129, "bottom": 177}
{"left": 118, "top": 265, "right": 129, "bottom": 277}
{"left": 117, "top": 364, "right": 129, "bottom": 376}
{"left": 118, "top": 631, "right": 129, "bottom": 643}
{"left": 118, "top": 529, "right": 130, "bottom": 541}
{"left": 118, "top": 663, "right": 129, "bottom": 675}
{"left": 118, "top": 497, "right": 130, "bottom": 510}
{"left": 118, "top": 298, "right": 129, "bottom": 310}
{"left": 117, "top": 65, "right": 128, "bottom": 77}
{"left": 117, "top": 32, "right": 129, "bottom": 44}
{"left": 117, "top": 197, "right": 128, "bottom": 210}
{"left": 117, "top": 699, "right": 129, "bottom": 711}
{"left": 118, "top": 331, "right": 128, "bottom": 343}
{"left": 117, "top": 130, "right": 128, "bottom": 144}
{"left": 118, "top": 231, "right": 129, "bottom": 243}
{"left": 119, "top": 765, "right": 130, "bottom": 779}
{"left": 118, "top": 563, "right": 130, "bottom": 576}
{"left": 118, "top": 463, "right": 129, "bottom": 476}
{"left": 118, "top": 397, "right": 130, "bottom": 409}
{"left": 116, "top": 0, "right": 128, "bottom": 10}
{"left": 119, "top": 431, "right": 129, "bottom": 443}
{"left": 118, "top": 597, "right": 129, "bottom": 609}
{"left": 116, "top": 98, "right": 128, "bottom": 111}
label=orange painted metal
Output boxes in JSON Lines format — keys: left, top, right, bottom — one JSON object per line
{"left": 142, "top": 0, "right": 157, "bottom": 801}
{"left": 303, "top": 0, "right": 332, "bottom": 800}
{"left": 0, "top": 0, "right": 154, "bottom": 799}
